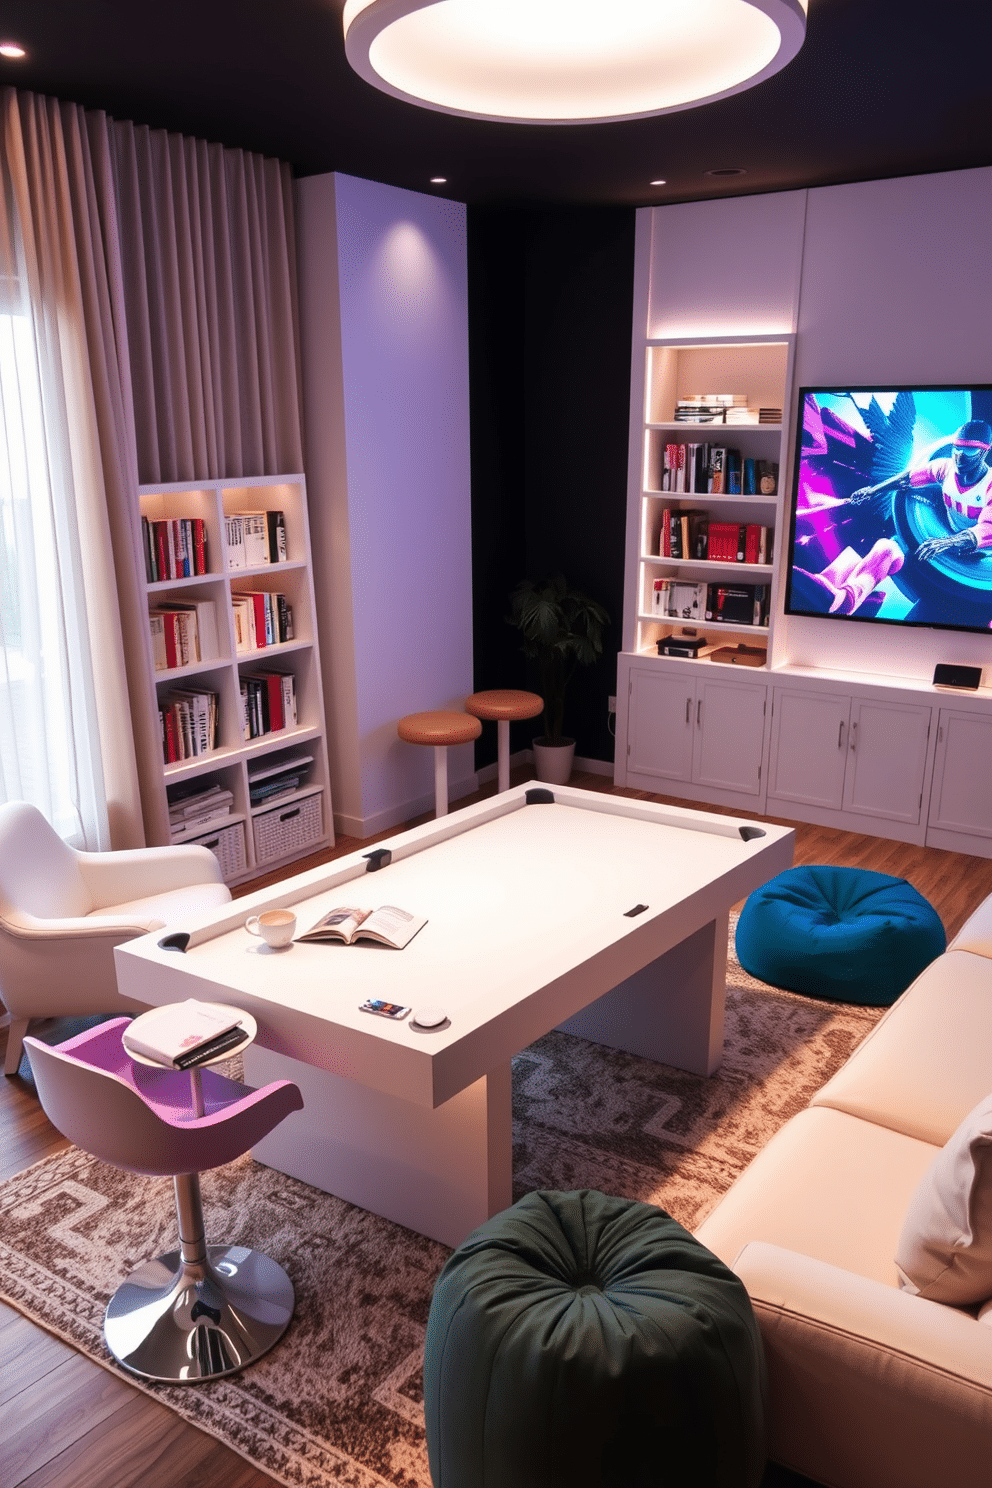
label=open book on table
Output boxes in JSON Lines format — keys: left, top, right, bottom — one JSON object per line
{"left": 297, "top": 904, "right": 427, "bottom": 949}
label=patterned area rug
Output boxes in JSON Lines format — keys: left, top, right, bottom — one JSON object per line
{"left": 0, "top": 929, "right": 882, "bottom": 1488}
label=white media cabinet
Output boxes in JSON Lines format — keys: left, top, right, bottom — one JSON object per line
{"left": 616, "top": 653, "right": 992, "bottom": 857}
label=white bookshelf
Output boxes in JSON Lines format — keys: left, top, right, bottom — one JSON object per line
{"left": 628, "top": 334, "right": 795, "bottom": 661}
{"left": 136, "top": 474, "right": 333, "bottom": 884}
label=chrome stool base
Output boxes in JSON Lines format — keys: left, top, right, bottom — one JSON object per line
{"left": 104, "top": 1243, "right": 294, "bottom": 1382}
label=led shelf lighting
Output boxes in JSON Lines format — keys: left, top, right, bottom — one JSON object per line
{"left": 343, "top": 0, "right": 807, "bottom": 125}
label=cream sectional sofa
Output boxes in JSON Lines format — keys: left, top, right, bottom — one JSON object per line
{"left": 695, "top": 897, "right": 992, "bottom": 1488}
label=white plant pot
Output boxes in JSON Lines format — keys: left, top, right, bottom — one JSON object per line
{"left": 532, "top": 736, "right": 576, "bottom": 786}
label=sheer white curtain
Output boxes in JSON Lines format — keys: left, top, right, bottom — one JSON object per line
{"left": 0, "top": 90, "right": 305, "bottom": 851}
{"left": 0, "top": 92, "right": 144, "bottom": 850}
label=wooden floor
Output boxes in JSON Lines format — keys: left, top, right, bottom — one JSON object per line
{"left": 3, "top": 769, "right": 991, "bottom": 1488}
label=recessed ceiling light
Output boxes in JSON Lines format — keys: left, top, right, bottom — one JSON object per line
{"left": 343, "top": 0, "right": 807, "bottom": 125}
{"left": 650, "top": 179, "right": 668, "bottom": 186}
{"left": 0, "top": 42, "right": 27, "bottom": 59}
{"left": 429, "top": 176, "right": 448, "bottom": 184}
{"left": 705, "top": 166, "right": 748, "bottom": 177}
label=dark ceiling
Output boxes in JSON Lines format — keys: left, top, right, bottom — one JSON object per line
{"left": 2, "top": 0, "right": 991, "bottom": 209}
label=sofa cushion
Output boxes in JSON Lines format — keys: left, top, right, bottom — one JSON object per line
{"left": 949, "top": 897, "right": 992, "bottom": 960}
{"left": 695, "top": 1105, "right": 939, "bottom": 1286}
{"left": 735, "top": 865, "right": 945, "bottom": 1006}
{"left": 896, "top": 1092, "right": 992, "bottom": 1306}
{"left": 811, "top": 950, "right": 992, "bottom": 1147}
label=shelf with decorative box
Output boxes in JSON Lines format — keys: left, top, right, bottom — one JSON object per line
{"left": 138, "top": 475, "right": 333, "bottom": 884}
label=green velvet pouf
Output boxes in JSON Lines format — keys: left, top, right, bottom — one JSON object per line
{"left": 423, "top": 1189, "right": 767, "bottom": 1488}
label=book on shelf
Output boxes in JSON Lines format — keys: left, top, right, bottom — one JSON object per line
{"left": 652, "top": 578, "right": 708, "bottom": 622}
{"left": 758, "top": 460, "right": 779, "bottom": 494}
{"left": 297, "top": 903, "right": 427, "bottom": 950}
{"left": 168, "top": 782, "right": 234, "bottom": 837}
{"left": 247, "top": 752, "right": 314, "bottom": 786}
{"left": 123, "top": 999, "right": 246, "bottom": 1068}
{"left": 693, "top": 520, "right": 771, "bottom": 564}
{"left": 159, "top": 689, "right": 218, "bottom": 762}
{"left": 240, "top": 669, "right": 297, "bottom": 739}
{"left": 150, "top": 600, "right": 219, "bottom": 671}
{"left": 232, "top": 591, "right": 294, "bottom": 651}
{"left": 672, "top": 393, "right": 747, "bottom": 424}
{"left": 170, "top": 804, "right": 234, "bottom": 838}
{"left": 265, "top": 510, "right": 288, "bottom": 563}
{"left": 247, "top": 751, "right": 313, "bottom": 806}
{"left": 758, "top": 408, "right": 782, "bottom": 424}
{"left": 226, "top": 510, "right": 287, "bottom": 570}
{"left": 705, "top": 583, "right": 770, "bottom": 627}
{"left": 658, "top": 442, "right": 749, "bottom": 496}
{"left": 142, "top": 516, "right": 209, "bottom": 582}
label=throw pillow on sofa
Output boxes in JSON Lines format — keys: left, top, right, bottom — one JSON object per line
{"left": 895, "top": 1091, "right": 992, "bottom": 1305}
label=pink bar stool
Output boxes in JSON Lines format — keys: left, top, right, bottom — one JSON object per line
{"left": 465, "top": 690, "right": 544, "bottom": 793}
{"left": 24, "top": 1018, "right": 303, "bottom": 1382}
{"left": 397, "top": 709, "right": 483, "bottom": 817}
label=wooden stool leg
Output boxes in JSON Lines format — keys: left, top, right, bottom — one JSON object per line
{"left": 434, "top": 745, "right": 449, "bottom": 817}
{"left": 496, "top": 718, "right": 510, "bottom": 794}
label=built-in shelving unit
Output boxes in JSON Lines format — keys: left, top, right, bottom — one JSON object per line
{"left": 629, "top": 334, "right": 794, "bottom": 660}
{"left": 137, "top": 474, "right": 333, "bottom": 884}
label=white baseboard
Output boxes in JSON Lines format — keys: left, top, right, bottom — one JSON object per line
{"left": 573, "top": 755, "right": 614, "bottom": 777}
{"left": 332, "top": 772, "right": 481, "bottom": 840}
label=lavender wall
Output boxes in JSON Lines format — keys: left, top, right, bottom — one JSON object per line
{"left": 298, "top": 172, "right": 474, "bottom": 836}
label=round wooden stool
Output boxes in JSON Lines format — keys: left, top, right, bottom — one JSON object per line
{"left": 397, "top": 710, "right": 482, "bottom": 817}
{"left": 465, "top": 689, "right": 544, "bottom": 794}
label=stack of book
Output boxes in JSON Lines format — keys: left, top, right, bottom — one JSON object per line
{"left": 758, "top": 408, "right": 782, "bottom": 424}
{"left": 240, "top": 670, "right": 297, "bottom": 739}
{"left": 150, "top": 600, "right": 219, "bottom": 671}
{"left": 672, "top": 394, "right": 748, "bottom": 424}
{"left": 168, "top": 781, "right": 235, "bottom": 839}
{"left": 142, "top": 516, "right": 209, "bottom": 581}
{"left": 232, "top": 591, "right": 294, "bottom": 651}
{"left": 159, "top": 689, "right": 219, "bottom": 762}
{"left": 247, "top": 753, "right": 313, "bottom": 808}
{"left": 225, "top": 510, "right": 288, "bottom": 570}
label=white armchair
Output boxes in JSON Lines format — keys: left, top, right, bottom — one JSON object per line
{"left": 0, "top": 801, "right": 232, "bottom": 1074}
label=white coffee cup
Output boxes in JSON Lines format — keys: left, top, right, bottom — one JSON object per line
{"left": 246, "top": 908, "right": 296, "bottom": 948}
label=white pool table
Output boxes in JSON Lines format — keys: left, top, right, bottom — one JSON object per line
{"left": 115, "top": 784, "right": 793, "bottom": 1245}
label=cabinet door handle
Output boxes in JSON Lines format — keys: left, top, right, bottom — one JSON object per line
{"left": 849, "top": 720, "right": 857, "bottom": 752}
{"left": 685, "top": 697, "right": 691, "bottom": 725}
{"left": 837, "top": 721, "right": 845, "bottom": 749}
{"left": 696, "top": 699, "right": 702, "bottom": 728}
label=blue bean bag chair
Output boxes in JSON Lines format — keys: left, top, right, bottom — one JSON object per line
{"left": 736, "top": 865, "right": 945, "bottom": 1006}
{"left": 423, "top": 1189, "right": 767, "bottom": 1488}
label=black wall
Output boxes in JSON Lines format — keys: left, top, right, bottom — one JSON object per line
{"left": 468, "top": 205, "right": 636, "bottom": 768}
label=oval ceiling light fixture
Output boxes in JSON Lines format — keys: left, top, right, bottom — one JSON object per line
{"left": 0, "top": 42, "right": 27, "bottom": 59}
{"left": 343, "top": 0, "right": 807, "bottom": 125}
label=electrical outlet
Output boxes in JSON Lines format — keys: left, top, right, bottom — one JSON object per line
{"left": 608, "top": 695, "right": 616, "bottom": 715}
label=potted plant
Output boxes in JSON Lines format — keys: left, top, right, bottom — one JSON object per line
{"left": 506, "top": 573, "right": 610, "bottom": 784}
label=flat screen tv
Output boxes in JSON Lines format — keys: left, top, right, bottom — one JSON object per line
{"left": 784, "top": 385, "right": 992, "bottom": 633}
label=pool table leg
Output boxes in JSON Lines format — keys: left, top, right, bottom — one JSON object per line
{"left": 243, "top": 1044, "right": 513, "bottom": 1248}
{"left": 558, "top": 913, "right": 729, "bottom": 1077}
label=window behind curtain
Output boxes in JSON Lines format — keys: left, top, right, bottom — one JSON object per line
{"left": 0, "top": 269, "right": 106, "bottom": 847}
